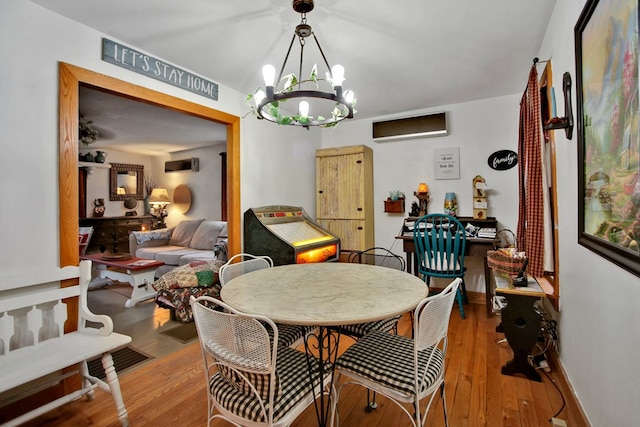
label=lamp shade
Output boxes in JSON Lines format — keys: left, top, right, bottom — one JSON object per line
{"left": 149, "top": 188, "right": 170, "bottom": 204}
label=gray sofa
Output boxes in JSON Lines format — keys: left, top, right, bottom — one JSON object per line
{"left": 129, "top": 219, "right": 228, "bottom": 277}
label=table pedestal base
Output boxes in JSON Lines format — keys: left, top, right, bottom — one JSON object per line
{"left": 303, "top": 326, "right": 341, "bottom": 427}
{"left": 96, "top": 266, "right": 158, "bottom": 308}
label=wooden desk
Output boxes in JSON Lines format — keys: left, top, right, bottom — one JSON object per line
{"left": 495, "top": 276, "right": 545, "bottom": 382}
{"left": 221, "top": 263, "right": 427, "bottom": 427}
{"left": 396, "top": 216, "right": 497, "bottom": 316}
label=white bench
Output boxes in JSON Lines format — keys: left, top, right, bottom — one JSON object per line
{"left": 0, "top": 260, "right": 131, "bottom": 426}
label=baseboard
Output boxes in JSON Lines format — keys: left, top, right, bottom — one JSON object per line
{"left": 547, "top": 350, "right": 591, "bottom": 426}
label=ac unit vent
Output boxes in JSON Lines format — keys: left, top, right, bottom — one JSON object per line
{"left": 373, "top": 112, "right": 447, "bottom": 142}
{"left": 165, "top": 157, "right": 199, "bottom": 172}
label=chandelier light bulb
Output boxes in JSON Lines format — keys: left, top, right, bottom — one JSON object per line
{"left": 262, "top": 64, "right": 276, "bottom": 87}
{"left": 299, "top": 101, "right": 309, "bottom": 117}
{"left": 331, "top": 64, "right": 345, "bottom": 87}
{"left": 344, "top": 89, "right": 355, "bottom": 104}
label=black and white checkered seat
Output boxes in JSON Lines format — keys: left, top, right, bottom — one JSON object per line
{"left": 335, "top": 331, "right": 444, "bottom": 396}
{"left": 267, "top": 324, "right": 316, "bottom": 348}
{"left": 210, "top": 346, "right": 322, "bottom": 423}
{"left": 337, "top": 315, "right": 401, "bottom": 339}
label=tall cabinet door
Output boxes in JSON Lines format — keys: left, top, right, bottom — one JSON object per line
{"left": 316, "top": 145, "right": 374, "bottom": 254}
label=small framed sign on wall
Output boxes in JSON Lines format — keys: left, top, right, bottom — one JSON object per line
{"left": 434, "top": 147, "right": 460, "bottom": 180}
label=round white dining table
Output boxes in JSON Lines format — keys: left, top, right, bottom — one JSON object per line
{"left": 220, "top": 262, "right": 429, "bottom": 326}
{"left": 220, "top": 262, "right": 428, "bottom": 427}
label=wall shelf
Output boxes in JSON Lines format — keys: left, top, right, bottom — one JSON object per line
{"left": 79, "top": 161, "right": 111, "bottom": 174}
{"left": 384, "top": 198, "right": 405, "bottom": 213}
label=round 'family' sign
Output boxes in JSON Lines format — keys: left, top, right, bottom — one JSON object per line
{"left": 488, "top": 150, "right": 518, "bottom": 171}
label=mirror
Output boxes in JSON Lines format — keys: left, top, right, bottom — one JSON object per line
{"left": 110, "top": 163, "right": 144, "bottom": 201}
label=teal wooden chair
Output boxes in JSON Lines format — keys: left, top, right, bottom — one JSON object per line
{"left": 412, "top": 213, "right": 468, "bottom": 319}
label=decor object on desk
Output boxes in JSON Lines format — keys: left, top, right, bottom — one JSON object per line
{"left": 245, "top": 0, "right": 356, "bottom": 128}
{"left": 414, "top": 182, "right": 430, "bottom": 216}
{"left": 444, "top": 192, "right": 457, "bottom": 216}
{"left": 576, "top": 0, "right": 640, "bottom": 278}
{"left": 93, "top": 198, "right": 105, "bottom": 217}
{"left": 472, "top": 175, "right": 487, "bottom": 219}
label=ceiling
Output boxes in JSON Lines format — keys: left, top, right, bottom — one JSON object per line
{"left": 35, "top": 0, "right": 557, "bottom": 154}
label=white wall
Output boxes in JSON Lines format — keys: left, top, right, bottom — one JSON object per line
{"left": 0, "top": 0, "right": 318, "bottom": 276}
{"left": 321, "top": 95, "right": 522, "bottom": 293}
{"left": 537, "top": 1, "right": 640, "bottom": 425}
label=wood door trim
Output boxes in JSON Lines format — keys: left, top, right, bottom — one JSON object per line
{"left": 58, "top": 62, "right": 241, "bottom": 269}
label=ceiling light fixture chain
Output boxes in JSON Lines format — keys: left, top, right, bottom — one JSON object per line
{"left": 245, "top": 0, "right": 357, "bottom": 128}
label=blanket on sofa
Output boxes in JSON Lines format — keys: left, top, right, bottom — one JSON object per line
{"left": 153, "top": 259, "right": 226, "bottom": 323}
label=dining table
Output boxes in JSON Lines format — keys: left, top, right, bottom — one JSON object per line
{"left": 220, "top": 262, "right": 428, "bottom": 427}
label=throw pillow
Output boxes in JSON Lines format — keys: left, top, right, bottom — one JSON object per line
{"left": 190, "top": 221, "right": 228, "bottom": 250}
{"left": 168, "top": 219, "right": 205, "bottom": 247}
{"left": 152, "top": 259, "right": 225, "bottom": 291}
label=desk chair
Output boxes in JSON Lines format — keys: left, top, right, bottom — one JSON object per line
{"left": 219, "top": 253, "right": 314, "bottom": 349}
{"left": 332, "top": 278, "right": 461, "bottom": 427}
{"left": 190, "top": 296, "right": 329, "bottom": 427}
{"left": 413, "top": 214, "right": 468, "bottom": 319}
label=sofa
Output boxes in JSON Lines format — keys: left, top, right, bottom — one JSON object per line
{"left": 129, "top": 219, "right": 228, "bottom": 277}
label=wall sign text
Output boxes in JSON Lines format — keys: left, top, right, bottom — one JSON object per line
{"left": 102, "top": 38, "right": 218, "bottom": 101}
{"left": 488, "top": 150, "right": 518, "bottom": 171}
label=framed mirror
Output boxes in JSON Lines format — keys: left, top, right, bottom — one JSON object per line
{"left": 110, "top": 163, "right": 144, "bottom": 201}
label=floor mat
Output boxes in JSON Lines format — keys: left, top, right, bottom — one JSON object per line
{"left": 159, "top": 322, "right": 198, "bottom": 343}
{"left": 87, "top": 346, "right": 152, "bottom": 380}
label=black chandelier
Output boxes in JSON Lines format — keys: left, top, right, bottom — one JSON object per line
{"left": 247, "top": 0, "right": 356, "bottom": 128}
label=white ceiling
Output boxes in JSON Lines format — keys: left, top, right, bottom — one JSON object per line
{"left": 34, "top": 0, "right": 557, "bottom": 154}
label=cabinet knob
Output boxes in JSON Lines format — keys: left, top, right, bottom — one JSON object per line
{"left": 356, "top": 160, "right": 362, "bottom": 164}
{"left": 318, "top": 190, "right": 324, "bottom": 194}
{"left": 357, "top": 207, "right": 363, "bottom": 211}
{"left": 357, "top": 226, "right": 363, "bottom": 230}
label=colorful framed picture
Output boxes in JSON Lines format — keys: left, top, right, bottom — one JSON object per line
{"left": 576, "top": 0, "right": 640, "bottom": 276}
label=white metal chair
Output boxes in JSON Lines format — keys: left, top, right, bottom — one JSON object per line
{"left": 331, "top": 278, "right": 462, "bottom": 427}
{"left": 219, "top": 253, "right": 315, "bottom": 349}
{"left": 190, "top": 296, "right": 330, "bottom": 427}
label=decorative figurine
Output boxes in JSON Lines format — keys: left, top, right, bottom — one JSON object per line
{"left": 413, "top": 182, "right": 430, "bottom": 217}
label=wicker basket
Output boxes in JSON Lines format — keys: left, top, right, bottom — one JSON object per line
{"left": 487, "top": 249, "right": 527, "bottom": 278}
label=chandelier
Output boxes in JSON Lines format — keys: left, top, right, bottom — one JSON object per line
{"left": 246, "top": 0, "right": 356, "bottom": 128}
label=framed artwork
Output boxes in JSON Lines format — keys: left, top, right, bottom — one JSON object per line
{"left": 434, "top": 147, "right": 460, "bottom": 180}
{"left": 576, "top": 0, "right": 640, "bottom": 277}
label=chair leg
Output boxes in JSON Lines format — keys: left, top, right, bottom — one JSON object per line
{"left": 456, "top": 287, "right": 465, "bottom": 319}
{"left": 365, "top": 390, "right": 378, "bottom": 411}
{"left": 440, "top": 382, "right": 449, "bottom": 427}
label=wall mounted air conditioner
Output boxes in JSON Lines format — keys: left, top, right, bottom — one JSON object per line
{"left": 165, "top": 157, "right": 199, "bottom": 172}
{"left": 372, "top": 112, "right": 448, "bottom": 142}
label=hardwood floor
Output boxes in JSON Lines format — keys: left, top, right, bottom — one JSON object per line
{"left": 21, "top": 293, "right": 588, "bottom": 427}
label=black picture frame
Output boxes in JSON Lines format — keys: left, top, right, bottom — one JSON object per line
{"left": 575, "top": 0, "right": 640, "bottom": 277}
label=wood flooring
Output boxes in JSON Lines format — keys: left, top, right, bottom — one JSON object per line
{"left": 17, "top": 290, "right": 588, "bottom": 427}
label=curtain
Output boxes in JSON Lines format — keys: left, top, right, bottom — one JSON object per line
{"left": 517, "top": 65, "right": 553, "bottom": 277}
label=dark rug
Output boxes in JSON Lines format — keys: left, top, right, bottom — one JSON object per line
{"left": 87, "top": 346, "right": 152, "bottom": 380}
{"left": 160, "top": 322, "right": 198, "bottom": 343}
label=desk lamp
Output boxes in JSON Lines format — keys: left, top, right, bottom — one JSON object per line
{"left": 149, "top": 188, "right": 171, "bottom": 229}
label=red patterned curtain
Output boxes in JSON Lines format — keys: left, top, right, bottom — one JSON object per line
{"left": 517, "top": 66, "right": 545, "bottom": 277}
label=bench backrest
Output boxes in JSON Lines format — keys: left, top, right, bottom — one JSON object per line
{"left": 0, "top": 261, "right": 94, "bottom": 355}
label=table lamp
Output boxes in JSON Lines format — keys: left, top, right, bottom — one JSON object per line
{"left": 149, "top": 188, "right": 171, "bottom": 228}
{"left": 413, "top": 182, "right": 430, "bottom": 216}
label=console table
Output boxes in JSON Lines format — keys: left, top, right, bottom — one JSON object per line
{"left": 495, "top": 276, "right": 545, "bottom": 381}
{"left": 80, "top": 215, "right": 155, "bottom": 254}
{"left": 396, "top": 216, "right": 497, "bottom": 316}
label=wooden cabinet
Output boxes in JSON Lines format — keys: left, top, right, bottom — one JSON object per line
{"left": 316, "top": 145, "right": 374, "bottom": 255}
{"left": 80, "top": 216, "right": 155, "bottom": 254}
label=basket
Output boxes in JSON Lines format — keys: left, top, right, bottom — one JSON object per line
{"left": 493, "top": 229, "right": 517, "bottom": 250}
{"left": 487, "top": 249, "right": 527, "bottom": 278}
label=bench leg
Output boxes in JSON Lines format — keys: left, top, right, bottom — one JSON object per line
{"left": 101, "top": 353, "right": 130, "bottom": 426}
{"left": 79, "top": 360, "right": 96, "bottom": 401}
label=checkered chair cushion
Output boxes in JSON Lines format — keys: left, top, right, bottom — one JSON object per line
{"left": 267, "top": 325, "right": 316, "bottom": 349}
{"left": 210, "top": 346, "right": 322, "bottom": 422}
{"left": 337, "top": 315, "right": 401, "bottom": 339}
{"left": 335, "top": 330, "right": 444, "bottom": 397}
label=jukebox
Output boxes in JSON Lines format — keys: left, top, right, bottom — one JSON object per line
{"left": 244, "top": 205, "right": 340, "bottom": 265}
